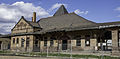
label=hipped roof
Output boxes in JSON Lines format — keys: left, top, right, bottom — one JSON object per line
{"left": 38, "top": 12, "right": 97, "bottom": 31}
{"left": 5, "top": 5, "right": 120, "bottom": 37}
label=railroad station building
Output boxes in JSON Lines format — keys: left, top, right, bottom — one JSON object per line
{"left": 9, "top": 5, "right": 120, "bottom": 55}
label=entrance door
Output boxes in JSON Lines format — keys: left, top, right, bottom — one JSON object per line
{"left": 62, "top": 40, "right": 67, "bottom": 50}
{"left": 0, "top": 41, "right": 2, "bottom": 50}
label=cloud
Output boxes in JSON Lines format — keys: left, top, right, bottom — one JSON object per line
{"left": 74, "top": 9, "right": 88, "bottom": 15}
{"left": 117, "top": 15, "right": 120, "bottom": 17}
{"left": 0, "top": 1, "right": 50, "bottom": 34}
{"left": 115, "top": 7, "right": 120, "bottom": 17}
{"left": 115, "top": 7, "right": 120, "bottom": 11}
{"left": 48, "top": 3, "right": 67, "bottom": 12}
{"left": 0, "top": 23, "right": 15, "bottom": 34}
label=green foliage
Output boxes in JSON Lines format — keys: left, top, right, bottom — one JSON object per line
{"left": 0, "top": 50, "right": 11, "bottom": 53}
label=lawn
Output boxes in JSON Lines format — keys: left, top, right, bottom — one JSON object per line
{"left": 0, "top": 51, "right": 119, "bottom": 59}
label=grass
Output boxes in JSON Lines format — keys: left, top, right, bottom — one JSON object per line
{"left": 0, "top": 50, "right": 11, "bottom": 53}
{"left": 18, "top": 52, "right": 120, "bottom": 59}
{"left": 0, "top": 51, "right": 119, "bottom": 59}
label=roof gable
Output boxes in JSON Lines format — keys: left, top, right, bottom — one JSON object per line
{"left": 11, "top": 16, "right": 32, "bottom": 31}
{"left": 12, "top": 16, "right": 41, "bottom": 31}
{"left": 53, "top": 5, "right": 68, "bottom": 16}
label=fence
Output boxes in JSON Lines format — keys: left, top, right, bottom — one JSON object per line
{"left": 0, "top": 43, "right": 120, "bottom": 59}
{"left": 0, "top": 42, "right": 120, "bottom": 59}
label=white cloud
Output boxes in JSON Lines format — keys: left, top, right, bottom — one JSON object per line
{"left": 115, "top": 7, "right": 120, "bottom": 11}
{"left": 74, "top": 9, "right": 88, "bottom": 15}
{"left": 117, "top": 15, "right": 120, "bottom": 17}
{"left": 0, "top": 1, "right": 50, "bottom": 34}
{"left": 0, "top": 23, "right": 15, "bottom": 34}
{"left": 48, "top": 3, "right": 67, "bottom": 12}
{"left": 115, "top": 7, "right": 120, "bottom": 17}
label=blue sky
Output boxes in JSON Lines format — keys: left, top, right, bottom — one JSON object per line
{"left": 0, "top": 0, "right": 120, "bottom": 34}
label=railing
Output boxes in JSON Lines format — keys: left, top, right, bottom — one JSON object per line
{"left": 0, "top": 44, "right": 120, "bottom": 59}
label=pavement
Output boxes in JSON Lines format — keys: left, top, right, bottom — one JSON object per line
{"left": 0, "top": 56, "right": 98, "bottom": 59}
{"left": 0, "top": 56, "right": 59, "bottom": 59}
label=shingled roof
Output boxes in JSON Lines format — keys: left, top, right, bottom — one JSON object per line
{"left": 27, "top": 21, "right": 40, "bottom": 28}
{"left": 37, "top": 5, "right": 99, "bottom": 32}
{"left": 9, "top": 5, "right": 120, "bottom": 36}
{"left": 38, "top": 12, "right": 98, "bottom": 31}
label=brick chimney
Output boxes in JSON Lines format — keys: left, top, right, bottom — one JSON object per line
{"left": 32, "top": 12, "right": 36, "bottom": 22}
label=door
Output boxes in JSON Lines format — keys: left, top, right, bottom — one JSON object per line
{"left": 62, "top": 40, "right": 67, "bottom": 50}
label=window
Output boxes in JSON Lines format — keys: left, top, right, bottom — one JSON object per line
{"left": 26, "top": 37, "right": 30, "bottom": 47}
{"left": 44, "top": 37, "right": 47, "bottom": 46}
{"left": 16, "top": 38, "right": 19, "bottom": 44}
{"left": 85, "top": 35, "right": 90, "bottom": 46}
{"left": 119, "top": 39, "right": 120, "bottom": 47}
{"left": 13, "top": 38, "right": 15, "bottom": 44}
{"left": 76, "top": 40, "right": 81, "bottom": 46}
{"left": 119, "top": 32, "right": 120, "bottom": 47}
{"left": 75, "top": 36, "right": 81, "bottom": 46}
{"left": 50, "top": 40, "right": 53, "bottom": 46}
{"left": 50, "top": 37, "right": 55, "bottom": 46}
{"left": 44, "top": 40, "right": 47, "bottom": 46}
{"left": 21, "top": 38, "right": 25, "bottom": 47}
{"left": 35, "top": 40, "right": 38, "bottom": 47}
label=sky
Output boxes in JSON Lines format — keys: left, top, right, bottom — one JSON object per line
{"left": 0, "top": 0, "right": 120, "bottom": 34}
